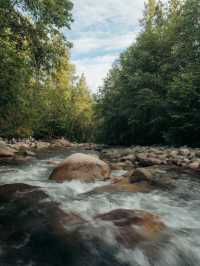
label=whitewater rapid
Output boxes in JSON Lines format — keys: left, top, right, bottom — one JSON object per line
{"left": 1, "top": 151, "right": 200, "bottom": 266}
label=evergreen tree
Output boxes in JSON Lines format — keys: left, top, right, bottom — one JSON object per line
{"left": 96, "top": 0, "right": 200, "bottom": 146}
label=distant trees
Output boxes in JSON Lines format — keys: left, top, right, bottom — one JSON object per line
{"left": 96, "top": 0, "right": 200, "bottom": 146}
{"left": 0, "top": 0, "right": 94, "bottom": 141}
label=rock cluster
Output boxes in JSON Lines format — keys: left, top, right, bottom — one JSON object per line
{"left": 0, "top": 183, "right": 168, "bottom": 266}
{"left": 0, "top": 138, "right": 74, "bottom": 164}
{"left": 102, "top": 146, "right": 200, "bottom": 171}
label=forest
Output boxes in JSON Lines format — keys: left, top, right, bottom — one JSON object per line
{"left": 0, "top": 0, "right": 200, "bottom": 146}
{"left": 1, "top": 2, "right": 200, "bottom": 265}
{"left": 0, "top": 0, "right": 93, "bottom": 141}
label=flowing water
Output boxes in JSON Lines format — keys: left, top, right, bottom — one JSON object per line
{"left": 0, "top": 149, "right": 200, "bottom": 266}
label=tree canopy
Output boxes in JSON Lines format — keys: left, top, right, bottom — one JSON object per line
{"left": 95, "top": 0, "right": 200, "bottom": 146}
{"left": 0, "top": 0, "right": 94, "bottom": 141}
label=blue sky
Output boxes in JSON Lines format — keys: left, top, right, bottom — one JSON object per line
{"left": 65, "top": 0, "right": 146, "bottom": 92}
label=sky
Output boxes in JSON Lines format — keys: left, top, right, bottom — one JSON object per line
{"left": 65, "top": 0, "right": 146, "bottom": 92}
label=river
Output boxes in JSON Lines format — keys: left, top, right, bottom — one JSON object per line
{"left": 0, "top": 149, "right": 200, "bottom": 266}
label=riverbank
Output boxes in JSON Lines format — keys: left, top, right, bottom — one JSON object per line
{"left": 1, "top": 138, "right": 200, "bottom": 172}
{"left": 0, "top": 143, "right": 200, "bottom": 265}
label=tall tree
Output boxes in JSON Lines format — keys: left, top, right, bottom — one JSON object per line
{"left": 143, "top": 0, "right": 157, "bottom": 29}
{"left": 96, "top": 0, "right": 200, "bottom": 146}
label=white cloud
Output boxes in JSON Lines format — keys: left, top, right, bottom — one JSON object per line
{"left": 71, "top": 31, "right": 137, "bottom": 55}
{"left": 67, "top": 0, "right": 146, "bottom": 92}
{"left": 73, "top": 54, "right": 118, "bottom": 91}
{"left": 71, "top": 0, "right": 144, "bottom": 33}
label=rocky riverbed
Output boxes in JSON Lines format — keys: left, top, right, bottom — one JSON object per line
{"left": 0, "top": 140, "right": 200, "bottom": 265}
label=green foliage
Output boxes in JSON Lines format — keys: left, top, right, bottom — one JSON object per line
{"left": 96, "top": 0, "right": 200, "bottom": 146}
{"left": 0, "top": 0, "right": 94, "bottom": 141}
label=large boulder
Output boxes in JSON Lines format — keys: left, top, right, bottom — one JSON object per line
{"left": 49, "top": 153, "right": 110, "bottom": 182}
{"left": 0, "top": 141, "right": 16, "bottom": 157}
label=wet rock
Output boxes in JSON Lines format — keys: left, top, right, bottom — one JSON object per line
{"left": 129, "top": 167, "right": 153, "bottom": 183}
{"left": 0, "top": 141, "right": 16, "bottom": 157}
{"left": 0, "top": 183, "right": 85, "bottom": 239}
{"left": 195, "top": 150, "right": 200, "bottom": 158}
{"left": 35, "top": 141, "right": 51, "bottom": 150}
{"left": 75, "top": 143, "right": 106, "bottom": 151}
{"left": 188, "top": 161, "right": 200, "bottom": 170}
{"left": 110, "top": 163, "right": 123, "bottom": 170}
{"left": 136, "top": 154, "right": 162, "bottom": 167}
{"left": 179, "top": 148, "right": 190, "bottom": 157}
{"left": 87, "top": 178, "right": 153, "bottom": 194}
{"left": 0, "top": 155, "right": 35, "bottom": 165}
{"left": 25, "top": 150, "right": 36, "bottom": 156}
{"left": 169, "top": 150, "right": 179, "bottom": 158}
{"left": 49, "top": 153, "right": 110, "bottom": 182}
{"left": 12, "top": 142, "right": 30, "bottom": 151}
{"left": 16, "top": 148, "right": 36, "bottom": 156}
{"left": 51, "top": 138, "right": 73, "bottom": 148}
{"left": 120, "top": 154, "right": 136, "bottom": 162}
{"left": 95, "top": 209, "right": 166, "bottom": 248}
{"left": 0, "top": 184, "right": 136, "bottom": 266}
{"left": 129, "top": 167, "right": 176, "bottom": 189}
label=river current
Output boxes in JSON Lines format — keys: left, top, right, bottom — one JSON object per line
{"left": 0, "top": 150, "right": 200, "bottom": 266}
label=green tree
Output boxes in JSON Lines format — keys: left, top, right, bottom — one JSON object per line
{"left": 0, "top": 0, "right": 74, "bottom": 138}
{"left": 96, "top": 0, "right": 200, "bottom": 147}
{"left": 70, "top": 75, "right": 94, "bottom": 142}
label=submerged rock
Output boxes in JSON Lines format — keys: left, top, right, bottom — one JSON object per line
{"left": 0, "top": 183, "right": 125, "bottom": 266}
{"left": 0, "top": 183, "right": 169, "bottom": 266}
{"left": 95, "top": 209, "right": 166, "bottom": 248}
{"left": 87, "top": 178, "right": 153, "bottom": 194}
{"left": 49, "top": 153, "right": 110, "bottom": 182}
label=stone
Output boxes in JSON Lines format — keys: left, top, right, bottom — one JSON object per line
{"left": 49, "top": 153, "right": 110, "bottom": 182}
{"left": 25, "top": 150, "right": 36, "bottom": 156}
{"left": 120, "top": 154, "right": 136, "bottom": 162}
{"left": 52, "top": 138, "right": 73, "bottom": 148}
{"left": 169, "top": 150, "right": 178, "bottom": 158}
{"left": 129, "top": 167, "right": 153, "bottom": 183}
{"left": 0, "top": 183, "right": 119, "bottom": 266}
{"left": 188, "top": 161, "right": 200, "bottom": 170}
{"left": 35, "top": 141, "right": 50, "bottom": 150}
{"left": 12, "top": 142, "right": 30, "bottom": 151}
{"left": 129, "top": 167, "right": 176, "bottom": 189}
{"left": 110, "top": 163, "right": 123, "bottom": 170}
{"left": 0, "top": 184, "right": 165, "bottom": 266}
{"left": 95, "top": 209, "right": 166, "bottom": 248}
{"left": 136, "top": 154, "right": 161, "bottom": 167}
{"left": 87, "top": 178, "right": 153, "bottom": 194}
{"left": 0, "top": 141, "right": 16, "bottom": 157}
{"left": 179, "top": 148, "right": 190, "bottom": 156}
